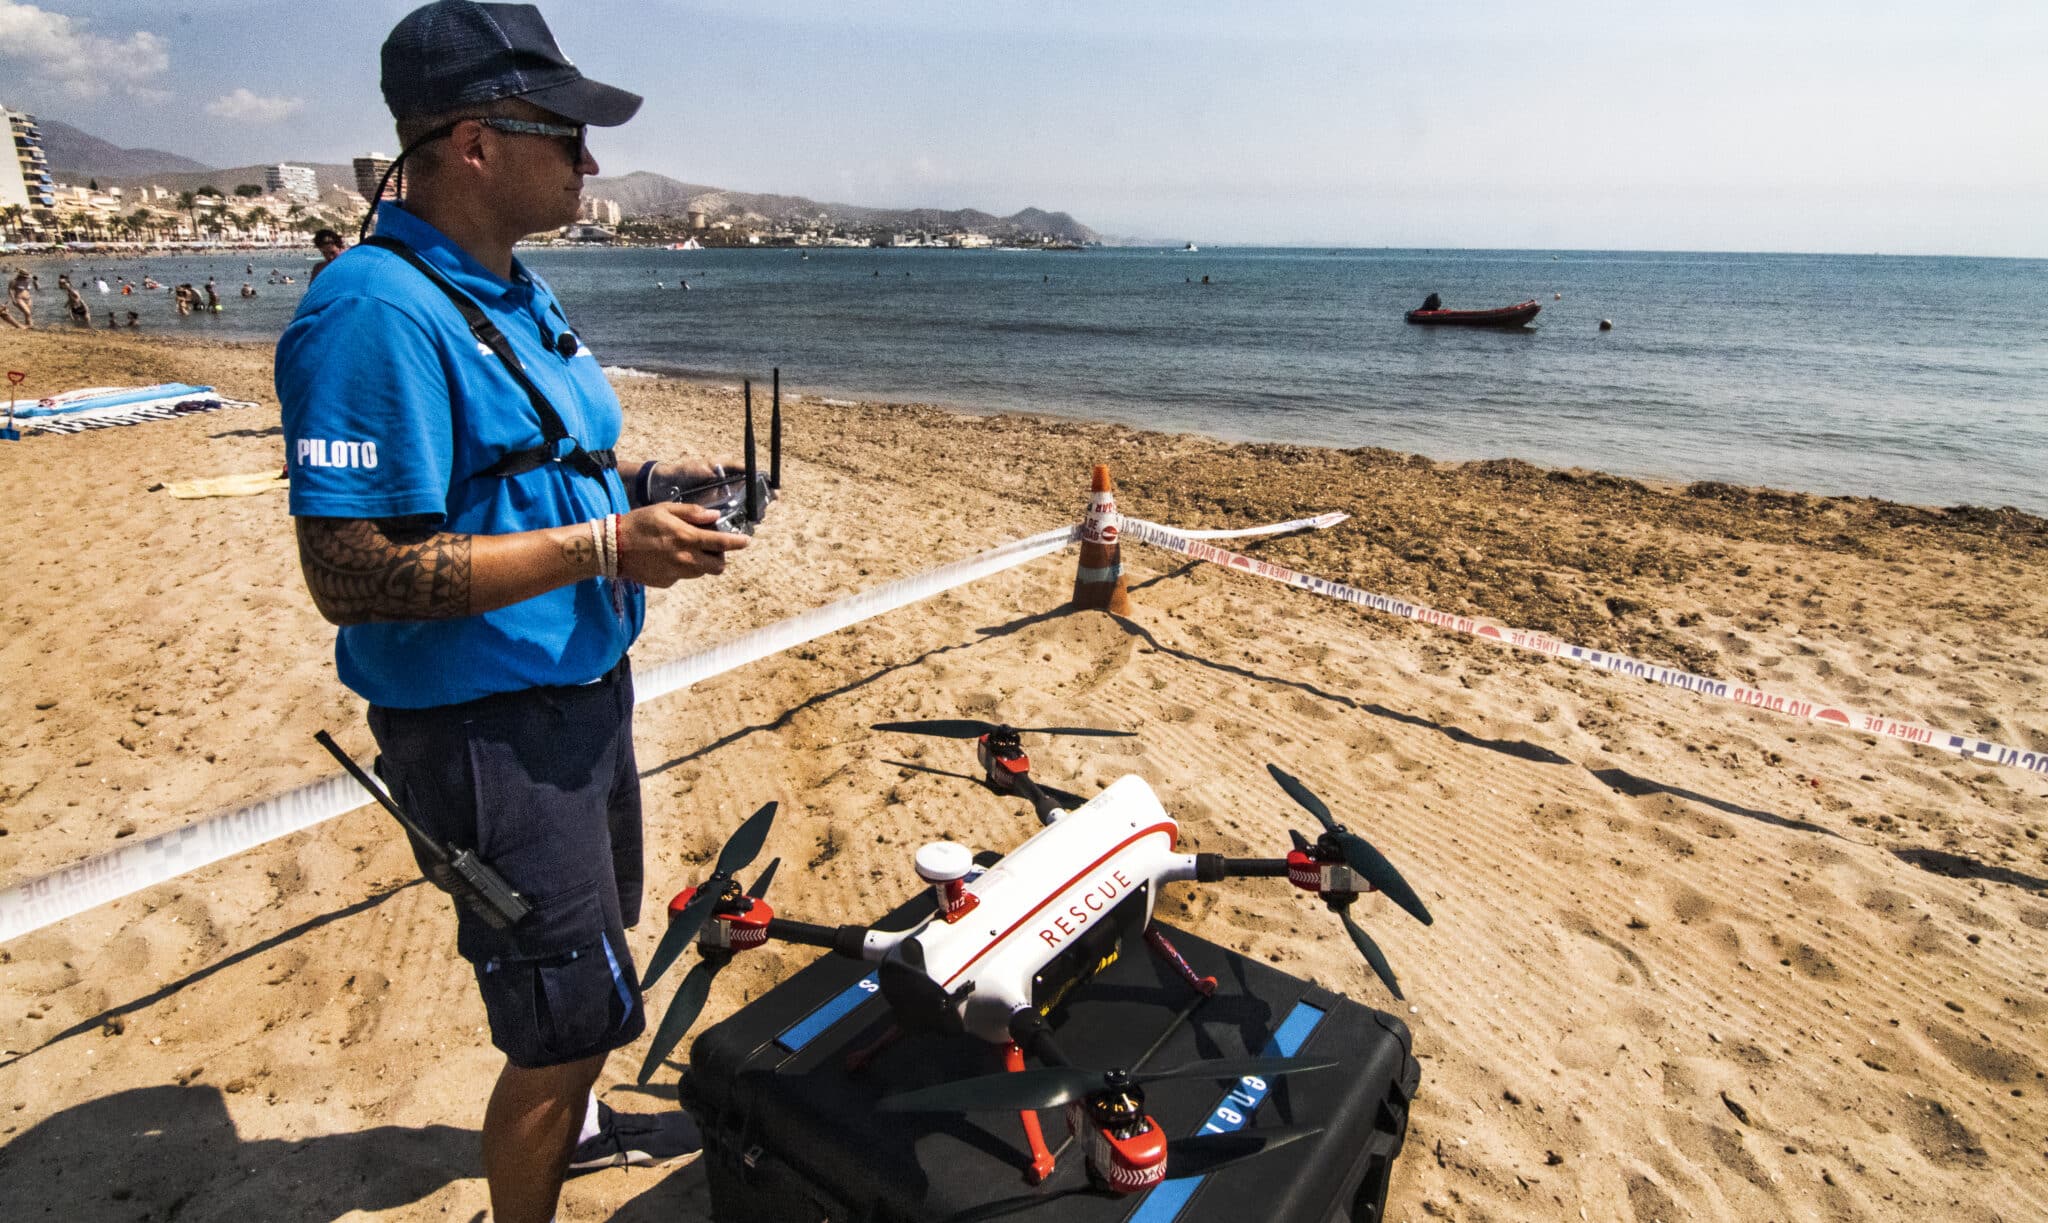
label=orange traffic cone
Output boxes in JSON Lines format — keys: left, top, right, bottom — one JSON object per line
{"left": 1071, "top": 464, "right": 1131, "bottom": 615}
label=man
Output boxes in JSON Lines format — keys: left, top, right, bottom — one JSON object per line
{"left": 309, "top": 228, "right": 346, "bottom": 281}
{"left": 275, "top": 5, "right": 749, "bottom": 1221}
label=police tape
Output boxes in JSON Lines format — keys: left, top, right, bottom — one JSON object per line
{"left": 632, "top": 523, "right": 1082, "bottom": 703}
{"left": 1120, "top": 516, "right": 2048, "bottom": 778}
{"left": 1159, "top": 510, "right": 1350, "bottom": 540}
{"left": 0, "top": 523, "right": 1076, "bottom": 945}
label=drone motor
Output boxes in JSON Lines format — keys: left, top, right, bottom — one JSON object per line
{"left": 1070, "top": 1075, "right": 1169, "bottom": 1193}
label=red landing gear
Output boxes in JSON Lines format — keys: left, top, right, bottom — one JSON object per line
{"left": 1145, "top": 926, "right": 1217, "bottom": 996}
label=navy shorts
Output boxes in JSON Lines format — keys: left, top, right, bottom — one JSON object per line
{"left": 367, "top": 660, "right": 646, "bottom": 1069}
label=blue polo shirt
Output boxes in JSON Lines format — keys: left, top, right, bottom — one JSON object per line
{"left": 278, "top": 202, "right": 643, "bottom": 708}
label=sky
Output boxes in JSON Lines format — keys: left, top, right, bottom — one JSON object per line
{"left": 3, "top": 0, "right": 2044, "bottom": 256}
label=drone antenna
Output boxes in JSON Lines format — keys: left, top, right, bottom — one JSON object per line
{"left": 743, "top": 379, "right": 761, "bottom": 523}
{"left": 770, "top": 367, "right": 782, "bottom": 490}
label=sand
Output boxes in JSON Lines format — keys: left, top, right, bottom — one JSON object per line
{"left": 1, "top": 325, "right": 2044, "bottom": 1222}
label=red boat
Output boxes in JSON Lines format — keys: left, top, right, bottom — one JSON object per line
{"left": 1404, "top": 299, "right": 1542, "bottom": 327}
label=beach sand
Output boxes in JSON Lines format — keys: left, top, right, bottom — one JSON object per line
{"left": 1, "top": 326, "right": 2044, "bottom": 1222}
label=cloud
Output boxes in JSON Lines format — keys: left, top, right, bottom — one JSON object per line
{"left": 205, "top": 88, "right": 304, "bottom": 124}
{"left": 0, "top": 0, "right": 170, "bottom": 99}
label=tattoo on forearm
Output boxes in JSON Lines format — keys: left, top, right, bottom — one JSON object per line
{"left": 562, "top": 531, "right": 595, "bottom": 572}
{"left": 297, "top": 517, "right": 474, "bottom": 623}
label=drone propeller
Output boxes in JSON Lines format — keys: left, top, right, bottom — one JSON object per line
{"left": 1267, "top": 764, "right": 1432, "bottom": 926}
{"left": 877, "top": 1055, "right": 1335, "bottom": 1115}
{"left": 873, "top": 719, "right": 1134, "bottom": 740}
{"left": 637, "top": 855, "right": 783, "bottom": 1085}
{"left": 941, "top": 1126, "right": 1322, "bottom": 1222}
{"left": 642, "top": 800, "right": 779, "bottom": 990}
{"left": 638, "top": 955, "right": 721, "bottom": 1084}
{"left": 1162, "top": 1124, "right": 1321, "bottom": 1177}
{"left": 1336, "top": 905, "right": 1404, "bottom": 1001}
{"left": 747, "top": 857, "right": 779, "bottom": 900}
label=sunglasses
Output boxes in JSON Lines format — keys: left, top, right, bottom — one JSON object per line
{"left": 472, "top": 116, "right": 589, "bottom": 162}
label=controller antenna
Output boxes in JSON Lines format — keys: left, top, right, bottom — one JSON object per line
{"left": 744, "top": 379, "right": 761, "bottom": 524}
{"left": 770, "top": 367, "right": 782, "bottom": 490}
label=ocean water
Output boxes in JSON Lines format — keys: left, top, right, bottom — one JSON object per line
{"left": 55, "top": 246, "right": 2048, "bottom": 513}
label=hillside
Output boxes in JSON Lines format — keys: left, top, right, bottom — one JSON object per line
{"left": 34, "top": 118, "right": 1100, "bottom": 243}
{"left": 587, "top": 170, "right": 1100, "bottom": 243}
{"left": 38, "top": 119, "right": 214, "bottom": 181}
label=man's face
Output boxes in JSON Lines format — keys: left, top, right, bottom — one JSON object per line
{"left": 477, "top": 108, "right": 600, "bottom": 236}
{"left": 316, "top": 237, "right": 343, "bottom": 259}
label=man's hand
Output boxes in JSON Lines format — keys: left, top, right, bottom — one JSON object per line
{"left": 617, "top": 502, "right": 751, "bottom": 586}
{"left": 660, "top": 454, "right": 742, "bottom": 482}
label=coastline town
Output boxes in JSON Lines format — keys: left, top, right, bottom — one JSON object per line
{"left": 3, "top": 105, "right": 1083, "bottom": 257}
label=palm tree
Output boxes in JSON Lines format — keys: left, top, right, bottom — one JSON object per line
{"left": 128, "top": 209, "right": 156, "bottom": 246}
{"left": 0, "top": 204, "right": 21, "bottom": 239}
{"left": 177, "top": 191, "right": 198, "bottom": 239}
{"left": 246, "top": 206, "right": 274, "bottom": 242}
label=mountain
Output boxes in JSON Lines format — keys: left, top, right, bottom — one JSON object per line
{"left": 586, "top": 171, "right": 1100, "bottom": 244}
{"left": 36, "top": 119, "right": 1101, "bottom": 243}
{"left": 38, "top": 119, "right": 213, "bottom": 181}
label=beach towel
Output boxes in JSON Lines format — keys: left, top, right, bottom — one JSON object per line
{"left": 12, "top": 384, "right": 262, "bottom": 435}
{"left": 163, "top": 471, "right": 291, "bottom": 499}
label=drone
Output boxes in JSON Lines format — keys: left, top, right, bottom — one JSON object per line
{"left": 636, "top": 718, "right": 1433, "bottom": 1195}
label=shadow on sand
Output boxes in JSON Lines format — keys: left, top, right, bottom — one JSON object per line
{"left": 0, "top": 1084, "right": 474, "bottom": 1223}
{"left": 0, "top": 880, "right": 427, "bottom": 1073}
{"left": 1892, "top": 847, "right": 2048, "bottom": 893}
{"left": 1588, "top": 766, "right": 1839, "bottom": 838}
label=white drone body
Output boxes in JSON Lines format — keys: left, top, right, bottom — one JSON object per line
{"left": 857, "top": 774, "right": 1204, "bottom": 1044}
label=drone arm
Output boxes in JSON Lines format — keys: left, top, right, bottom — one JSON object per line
{"left": 1190, "top": 853, "right": 1292, "bottom": 882}
{"left": 1012, "top": 772, "right": 1066, "bottom": 825}
{"left": 1007, "top": 1008, "right": 1073, "bottom": 1067}
{"left": 762, "top": 918, "right": 874, "bottom": 959}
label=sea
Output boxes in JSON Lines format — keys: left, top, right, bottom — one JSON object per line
{"left": 45, "top": 246, "right": 2048, "bottom": 514}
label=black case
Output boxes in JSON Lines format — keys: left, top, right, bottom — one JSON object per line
{"left": 676, "top": 883, "right": 1420, "bottom": 1223}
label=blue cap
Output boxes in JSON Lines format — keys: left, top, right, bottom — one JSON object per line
{"left": 381, "top": 1, "right": 642, "bottom": 126}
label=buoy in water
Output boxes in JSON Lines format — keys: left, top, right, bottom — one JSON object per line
{"left": 1598, "top": 318, "right": 1614, "bottom": 331}
{"left": 1554, "top": 292, "right": 1562, "bottom": 300}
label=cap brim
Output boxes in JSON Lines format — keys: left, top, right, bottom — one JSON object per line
{"left": 519, "top": 75, "right": 642, "bottom": 127}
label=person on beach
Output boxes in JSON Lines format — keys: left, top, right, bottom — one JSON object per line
{"left": 8, "top": 268, "right": 32, "bottom": 328}
{"left": 60, "top": 276, "right": 89, "bottom": 327}
{"left": 276, "top": 5, "right": 741, "bottom": 1220}
{"left": 310, "top": 229, "right": 346, "bottom": 281}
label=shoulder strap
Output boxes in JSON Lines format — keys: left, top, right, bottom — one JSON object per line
{"left": 362, "top": 235, "right": 613, "bottom": 480}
